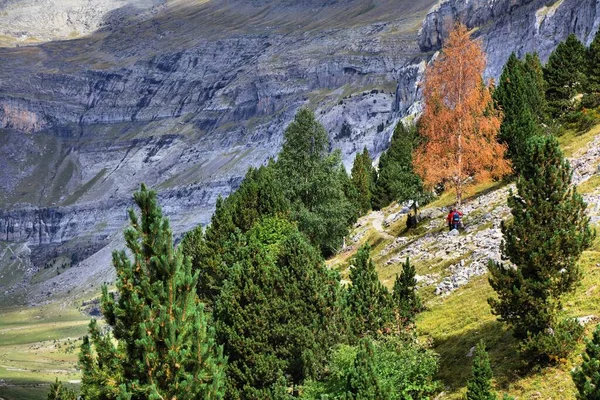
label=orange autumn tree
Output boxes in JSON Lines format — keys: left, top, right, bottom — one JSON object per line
{"left": 414, "top": 24, "right": 511, "bottom": 207}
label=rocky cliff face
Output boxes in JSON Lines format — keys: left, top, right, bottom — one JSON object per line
{"left": 419, "top": 0, "right": 600, "bottom": 77}
{"left": 0, "top": 0, "right": 598, "bottom": 302}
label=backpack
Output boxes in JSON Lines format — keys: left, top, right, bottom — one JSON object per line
{"left": 452, "top": 212, "right": 461, "bottom": 222}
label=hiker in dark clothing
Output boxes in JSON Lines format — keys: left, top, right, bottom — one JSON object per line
{"left": 446, "top": 208, "right": 454, "bottom": 231}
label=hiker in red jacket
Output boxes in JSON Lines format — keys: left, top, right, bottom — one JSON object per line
{"left": 447, "top": 207, "right": 463, "bottom": 231}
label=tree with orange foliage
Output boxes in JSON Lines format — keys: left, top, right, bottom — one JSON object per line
{"left": 414, "top": 24, "right": 511, "bottom": 207}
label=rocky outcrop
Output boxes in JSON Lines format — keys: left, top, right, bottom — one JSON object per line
{"left": 419, "top": 0, "right": 600, "bottom": 78}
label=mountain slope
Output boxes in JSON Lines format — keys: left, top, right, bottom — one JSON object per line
{"left": 329, "top": 124, "right": 600, "bottom": 399}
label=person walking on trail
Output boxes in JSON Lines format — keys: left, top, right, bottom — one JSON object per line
{"left": 446, "top": 207, "right": 463, "bottom": 231}
{"left": 446, "top": 208, "right": 454, "bottom": 231}
{"left": 451, "top": 208, "right": 463, "bottom": 230}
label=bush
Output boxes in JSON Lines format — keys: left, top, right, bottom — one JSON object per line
{"left": 301, "top": 336, "right": 440, "bottom": 399}
{"left": 564, "top": 109, "right": 600, "bottom": 133}
{"left": 519, "top": 318, "right": 584, "bottom": 364}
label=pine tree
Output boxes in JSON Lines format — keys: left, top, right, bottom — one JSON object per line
{"left": 392, "top": 257, "right": 422, "bottom": 328}
{"left": 346, "top": 245, "right": 394, "bottom": 336}
{"left": 493, "top": 53, "right": 543, "bottom": 173}
{"left": 488, "top": 136, "right": 593, "bottom": 346}
{"left": 47, "top": 379, "right": 77, "bottom": 400}
{"left": 339, "top": 164, "right": 361, "bottom": 225}
{"left": 589, "top": 30, "right": 600, "bottom": 93}
{"left": 183, "top": 163, "right": 289, "bottom": 304}
{"left": 214, "top": 216, "right": 347, "bottom": 399}
{"left": 79, "top": 184, "right": 226, "bottom": 399}
{"left": 572, "top": 322, "right": 600, "bottom": 399}
{"left": 351, "top": 147, "right": 375, "bottom": 215}
{"left": 345, "top": 338, "right": 390, "bottom": 400}
{"left": 276, "top": 108, "right": 355, "bottom": 256}
{"left": 372, "top": 122, "right": 424, "bottom": 210}
{"left": 544, "top": 34, "right": 588, "bottom": 118}
{"left": 523, "top": 53, "right": 548, "bottom": 119}
{"left": 466, "top": 341, "right": 496, "bottom": 400}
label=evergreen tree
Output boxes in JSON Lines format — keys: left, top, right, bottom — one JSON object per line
{"left": 183, "top": 163, "right": 289, "bottom": 304}
{"left": 572, "top": 323, "right": 600, "bottom": 399}
{"left": 214, "top": 217, "right": 347, "bottom": 399}
{"left": 588, "top": 29, "right": 600, "bottom": 93}
{"left": 466, "top": 341, "right": 496, "bottom": 400}
{"left": 372, "top": 122, "right": 424, "bottom": 210}
{"left": 523, "top": 53, "right": 548, "bottom": 119}
{"left": 79, "top": 184, "right": 226, "bottom": 399}
{"left": 345, "top": 338, "right": 390, "bottom": 400}
{"left": 339, "top": 164, "right": 361, "bottom": 225}
{"left": 544, "top": 34, "right": 588, "bottom": 118}
{"left": 276, "top": 108, "right": 355, "bottom": 256}
{"left": 494, "top": 53, "right": 543, "bottom": 173}
{"left": 347, "top": 245, "right": 394, "bottom": 336}
{"left": 351, "top": 147, "right": 376, "bottom": 215}
{"left": 47, "top": 379, "right": 77, "bottom": 400}
{"left": 488, "top": 136, "right": 593, "bottom": 351}
{"left": 392, "top": 257, "right": 422, "bottom": 328}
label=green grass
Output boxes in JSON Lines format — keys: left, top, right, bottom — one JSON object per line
{"left": 0, "top": 304, "right": 90, "bottom": 399}
{"left": 559, "top": 123, "right": 600, "bottom": 158}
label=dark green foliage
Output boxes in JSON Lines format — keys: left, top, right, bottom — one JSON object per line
{"left": 488, "top": 136, "right": 593, "bottom": 360}
{"left": 572, "top": 323, "right": 600, "bottom": 399}
{"left": 338, "top": 165, "right": 361, "bottom": 225}
{"left": 351, "top": 147, "right": 376, "bottom": 215}
{"left": 494, "top": 53, "right": 544, "bottom": 172}
{"left": 301, "top": 336, "right": 440, "bottom": 400}
{"left": 214, "top": 217, "right": 347, "bottom": 399}
{"left": 519, "top": 317, "right": 584, "bottom": 363}
{"left": 345, "top": 339, "right": 390, "bottom": 400}
{"left": 79, "top": 184, "right": 226, "bottom": 399}
{"left": 372, "top": 122, "right": 424, "bottom": 210}
{"left": 544, "top": 34, "right": 588, "bottom": 118}
{"left": 392, "top": 258, "right": 422, "bottom": 328}
{"left": 346, "top": 245, "right": 394, "bottom": 336}
{"left": 47, "top": 379, "right": 77, "bottom": 400}
{"left": 276, "top": 108, "right": 356, "bottom": 256}
{"left": 588, "top": 29, "right": 600, "bottom": 93}
{"left": 523, "top": 53, "right": 548, "bottom": 117}
{"left": 466, "top": 341, "right": 496, "bottom": 400}
{"left": 183, "top": 163, "right": 289, "bottom": 304}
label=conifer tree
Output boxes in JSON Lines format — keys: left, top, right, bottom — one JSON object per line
{"left": 347, "top": 245, "right": 394, "bottom": 336}
{"left": 544, "top": 34, "right": 588, "bottom": 118}
{"left": 523, "top": 53, "right": 548, "bottom": 119}
{"left": 79, "top": 184, "right": 226, "bottom": 399}
{"left": 345, "top": 338, "right": 390, "bottom": 400}
{"left": 494, "top": 53, "right": 543, "bottom": 173}
{"left": 47, "top": 379, "right": 77, "bottom": 400}
{"left": 276, "top": 108, "right": 355, "bottom": 256}
{"left": 339, "top": 164, "right": 361, "bottom": 225}
{"left": 572, "top": 323, "right": 600, "bottom": 399}
{"left": 372, "top": 122, "right": 424, "bottom": 210}
{"left": 488, "top": 136, "right": 593, "bottom": 350}
{"left": 589, "top": 30, "right": 600, "bottom": 93}
{"left": 466, "top": 341, "right": 496, "bottom": 400}
{"left": 214, "top": 217, "right": 347, "bottom": 399}
{"left": 351, "top": 147, "right": 376, "bottom": 215}
{"left": 183, "top": 163, "right": 289, "bottom": 304}
{"left": 392, "top": 257, "right": 422, "bottom": 328}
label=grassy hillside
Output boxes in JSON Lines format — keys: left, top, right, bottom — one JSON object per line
{"left": 329, "top": 125, "right": 600, "bottom": 399}
{"left": 0, "top": 125, "right": 598, "bottom": 399}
